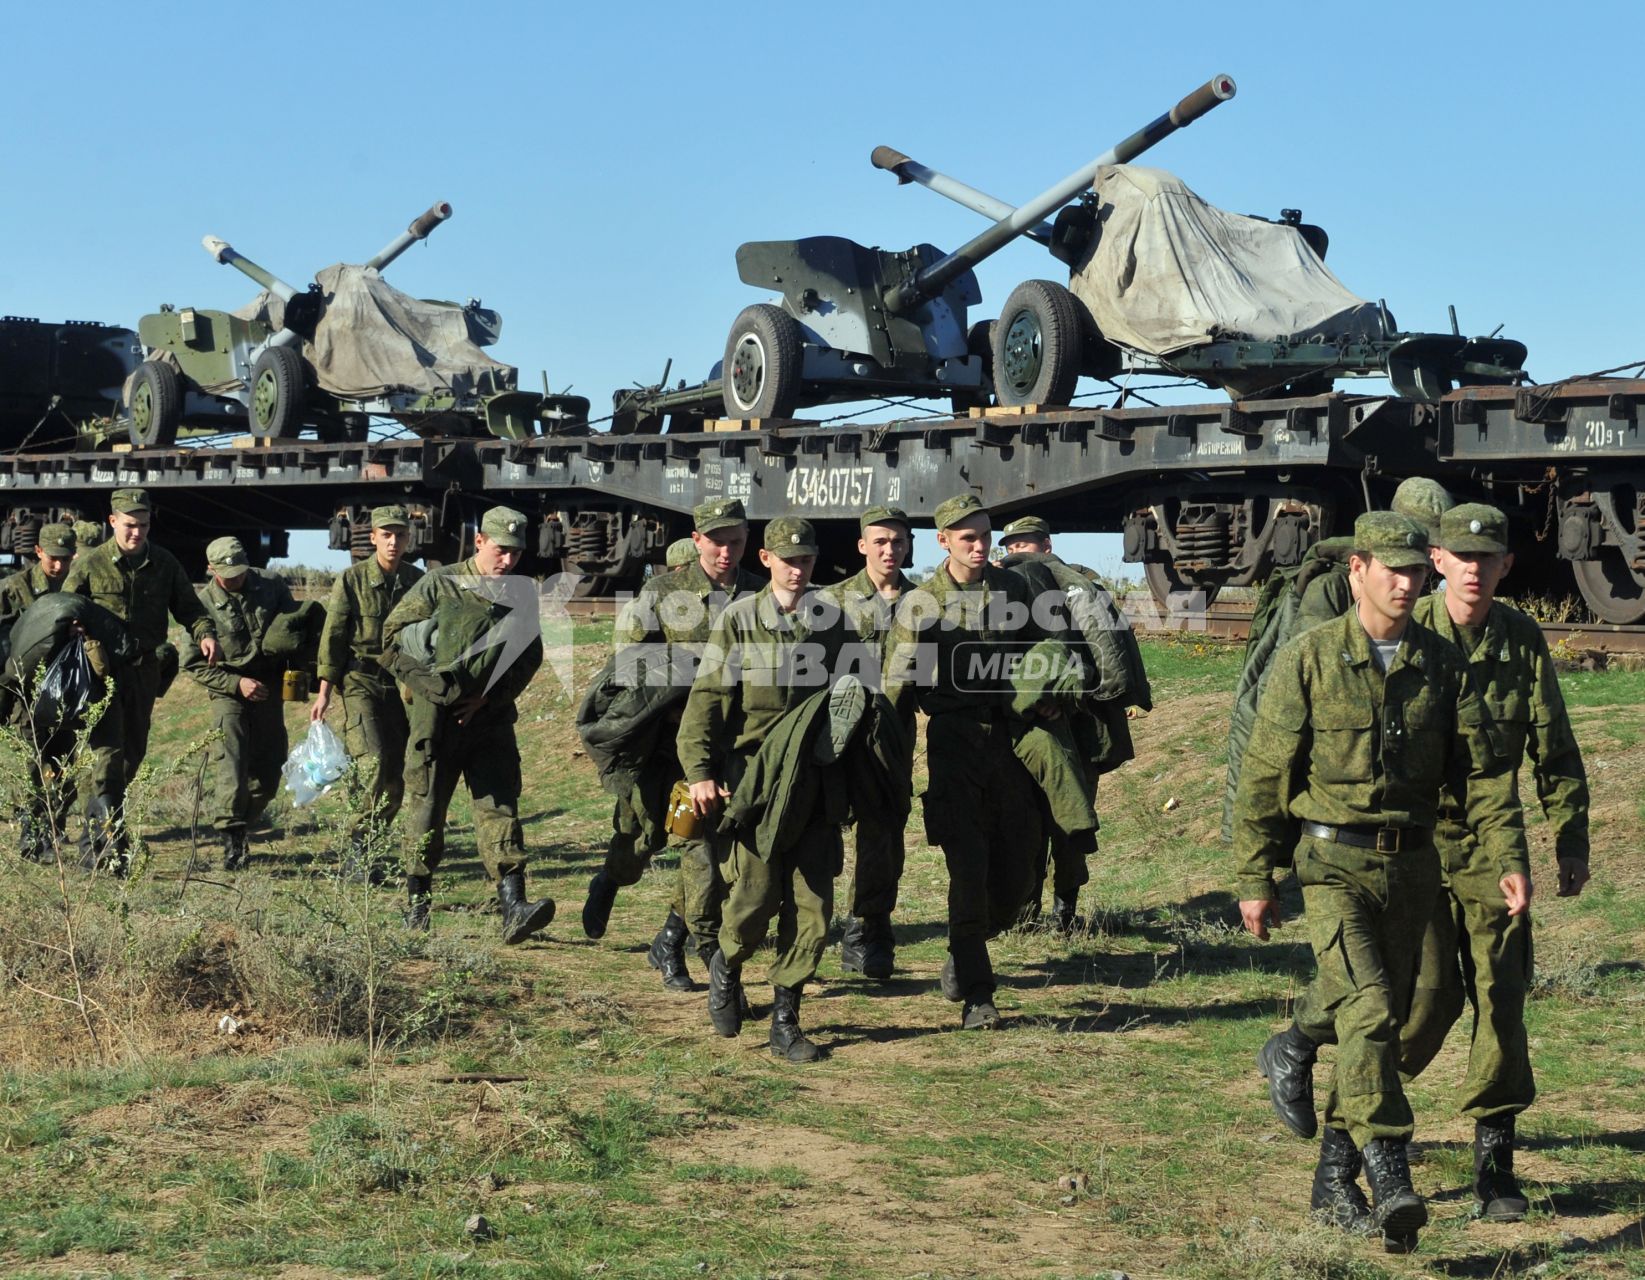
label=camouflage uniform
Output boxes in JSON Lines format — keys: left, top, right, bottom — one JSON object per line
{"left": 182, "top": 540, "right": 294, "bottom": 862}
{"left": 596, "top": 498, "right": 762, "bottom": 973}
{"left": 61, "top": 491, "right": 215, "bottom": 865}
{"left": 316, "top": 506, "right": 424, "bottom": 841}
{"left": 0, "top": 563, "right": 58, "bottom": 637}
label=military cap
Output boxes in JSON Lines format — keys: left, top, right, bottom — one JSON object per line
{"left": 110, "top": 487, "right": 152, "bottom": 513}
{"left": 1439, "top": 503, "right": 1509, "bottom": 555}
{"left": 1000, "top": 515, "right": 1051, "bottom": 541}
{"left": 37, "top": 522, "right": 76, "bottom": 557}
{"left": 206, "top": 535, "right": 250, "bottom": 578}
{"left": 73, "top": 520, "right": 105, "bottom": 549}
{"left": 764, "top": 516, "right": 819, "bottom": 558}
{"left": 933, "top": 493, "right": 987, "bottom": 530}
{"left": 479, "top": 505, "right": 529, "bottom": 549}
{"left": 1353, "top": 511, "right": 1429, "bottom": 569}
{"left": 371, "top": 503, "right": 411, "bottom": 530}
{"left": 859, "top": 504, "right": 911, "bottom": 533}
{"left": 1390, "top": 476, "right": 1453, "bottom": 539}
{"left": 666, "top": 537, "right": 697, "bottom": 568}
{"left": 693, "top": 497, "right": 747, "bottom": 534}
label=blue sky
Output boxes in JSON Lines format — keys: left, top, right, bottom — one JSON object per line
{"left": 5, "top": 1, "right": 1640, "bottom": 575}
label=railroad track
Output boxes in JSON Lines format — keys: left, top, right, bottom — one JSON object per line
{"left": 561, "top": 595, "right": 1645, "bottom": 655}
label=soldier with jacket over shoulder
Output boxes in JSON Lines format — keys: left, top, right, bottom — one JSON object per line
{"left": 182, "top": 538, "right": 294, "bottom": 870}
{"left": 310, "top": 504, "right": 425, "bottom": 879}
{"left": 1234, "top": 511, "right": 1529, "bottom": 1252}
{"left": 583, "top": 498, "right": 764, "bottom": 991}
{"left": 62, "top": 488, "right": 219, "bottom": 873}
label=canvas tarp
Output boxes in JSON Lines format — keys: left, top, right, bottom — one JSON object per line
{"left": 233, "top": 264, "right": 517, "bottom": 401}
{"left": 1070, "top": 166, "right": 1385, "bottom": 358}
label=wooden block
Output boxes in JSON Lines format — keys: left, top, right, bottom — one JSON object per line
{"left": 704, "top": 418, "right": 763, "bottom": 433}
{"left": 111, "top": 442, "right": 133, "bottom": 453}
{"left": 968, "top": 404, "right": 1040, "bottom": 419}
{"left": 231, "top": 435, "right": 274, "bottom": 448}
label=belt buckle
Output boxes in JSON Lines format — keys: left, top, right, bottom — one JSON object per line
{"left": 1375, "top": 828, "right": 1398, "bottom": 854}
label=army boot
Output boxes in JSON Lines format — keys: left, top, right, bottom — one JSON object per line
{"left": 1473, "top": 1117, "right": 1529, "bottom": 1221}
{"left": 19, "top": 814, "right": 49, "bottom": 864}
{"left": 769, "top": 984, "right": 821, "bottom": 1062}
{"left": 581, "top": 872, "right": 619, "bottom": 940}
{"left": 342, "top": 835, "right": 385, "bottom": 886}
{"left": 79, "top": 797, "right": 128, "bottom": 877}
{"left": 962, "top": 995, "right": 1000, "bottom": 1030}
{"left": 1050, "top": 894, "right": 1081, "bottom": 936}
{"left": 939, "top": 954, "right": 964, "bottom": 1002}
{"left": 221, "top": 828, "right": 249, "bottom": 872}
{"left": 1256, "top": 1023, "right": 1319, "bottom": 1138}
{"left": 859, "top": 914, "right": 895, "bottom": 981}
{"left": 1361, "top": 1137, "right": 1428, "bottom": 1251}
{"left": 646, "top": 911, "right": 696, "bottom": 991}
{"left": 1310, "top": 1127, "right": 1372, "bottom": 1232}
{"left": 706, "top": 946, "right": 743, "bottom": 1038}
{"left": 497, "top": 871, "right": 556, "bottom": 945}
{"left": 838, "top": 914, "right": 867, "bottom": 974}
{"left": 405, "top": 875, "right": 433, "bottom": 931}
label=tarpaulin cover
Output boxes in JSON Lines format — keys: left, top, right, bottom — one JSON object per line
{"left": 234, "top": 265, "right": 517, "bottom": 400}
{"left": 1070, "top": 166, "right": 1385, "bottom": 357}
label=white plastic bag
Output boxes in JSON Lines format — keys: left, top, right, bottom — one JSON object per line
{"left": 282, "top": 721, "right": 350, "bottom": 807}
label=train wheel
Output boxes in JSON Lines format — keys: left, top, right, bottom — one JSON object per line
{"left": 1144, "top": 559, "right": 1222, "bottom": 613}
{"left": 722, "top": 304, "right": 802, "bottom": 420}
{"left": 1572, "top": 549, "right": 1645, "bottom": 624}
{"left": 126, "top": 361, "right": 181, "bottom": 448}
{"left": 992, "top": 279, "right": 1081, "bottom": 407}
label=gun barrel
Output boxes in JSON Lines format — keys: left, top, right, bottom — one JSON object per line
{"left": 201, "top": 235, "right": 301, "bottom": 303}
{"left": 870, "top": 146, "right": 1053, "bottom": 245}
{"left": 365, "top": 201, "right": 453, "bottom": 272}
{"left": 883, "top": 73, "right": 1236, "bottom": 313}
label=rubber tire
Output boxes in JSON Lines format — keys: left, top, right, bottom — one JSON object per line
{"left": 126, "top": 360, "right": 182, "bottom": 448}
{"left": 991, "top": 279, "right": 1082, "bottom": 408}
{"left": 722, "top": 304, "right": 802, "bottom": 420}
{"left": 250, "top": 346, "right": 306, "bottom": 438}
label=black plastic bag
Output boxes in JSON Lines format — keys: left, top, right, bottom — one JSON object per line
{"left": 29, "top": 636, "right": 102, "bottom": 755}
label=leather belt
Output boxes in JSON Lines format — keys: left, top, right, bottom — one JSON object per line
{"left": 1300, "top": 821, "right": 1427, "bottom": 854}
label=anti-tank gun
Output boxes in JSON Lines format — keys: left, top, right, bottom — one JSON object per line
{"left": 873, "top": 146, "right": 1528, "bottom": 403}
{"left": 609, "top": 76, "right": 1235, "bottom": 431}
{"left": 124, "top": 203, "right": 585, "bottom": 448}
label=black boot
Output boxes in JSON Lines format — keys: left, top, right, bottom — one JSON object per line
{"left": 939, "top": 953, "right": 964, "bottom": 1002}
{"left": 342, "top": 835, "right": 384, "bottom": 886}
{"left": 222, "top": 829, "right": 249, "bottom": 872}
{"left": 79, "top": 797, "right": 128, "bottom": 877}
{"left": 1361, "top": 1137, "right": 1428, "bottom": 1250}
{"left": 19, "top": 814, "right": 49, "bottom": 864}
{"left": 1310, "top": 1127, "right": 1372, "bottom": 1231}
{"left": 706, "top": 946, "right": 743, "bottom": 1038}
{"left": 646, "top": 911, "right": 696, "bottom": 991}
{"left": 1474, "top": 1117, "right": 1529, "bottom": 1222}
{"left": 405, "top": 875, "right": 432, "bottom": 931}
{"left": 1050, "top": 894, "right": 1081, "bottom": 936}
{"left": 769, "top": 984, "right": 821, "bottom": 1062}
{"left": 839, "top": 915, "right": 867, "bottom": 974}
{"left": 859, "top": 914, "right": 895, "bottom": 981}
{"left": 497, "top": 871, "right": 555, "bottom": 945}
{"left": 581, "top": 872, "right": 619, "bottom": 940}
{"left": 1256, "top": 1023, "right": 1319, "bottom": 1139}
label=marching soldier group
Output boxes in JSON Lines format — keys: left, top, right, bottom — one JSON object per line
{"left": 0, "top": 477, "right": 1596, "bottom": 1251}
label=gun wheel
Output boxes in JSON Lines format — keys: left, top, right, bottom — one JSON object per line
{"left": 126, "top": 360, "right": 181, "bottom": 448}
{"left": 722, "top": 304, "right": 802, "bottom": 420}
{"left": 992, "top": 279, "right": 1082, "bottom": 407}
{"left": 250, "top": 346, "right": 306, "bottom": 438}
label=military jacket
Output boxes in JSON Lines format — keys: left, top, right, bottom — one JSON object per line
{"left": 316, "top": 555, "right": 426, "bottom": 684}
{"left": 382, "top": 558, "right": 542, "bottom": 725}
{"left": 1233, "top": 608, "right": 1528, "bottom": 901}
{"left": 1293, "top": 565, "right": 1353, "bottom": 634}
{"left": 883, "top": 562, "right": 1044, "bottom": 721}
{"left": 183, "top": 569, "right": 295, "bottom": 697}
{"left": 614, "top": 560, "right": 763, "bottom": 649}
{"left": 816, "top": 566, "right": 911, "bottom": 665}
{"left": 62, "top": 538, "right": 214, "bottom": 651}
{"left": 0, "top": 564, "right": 56, "bottom": 631}
{"left": 1415, "top": 594, "right": 1589, "bottom": 860}
{"left": 677, "top": 584, "right": 847, "bottom": 784}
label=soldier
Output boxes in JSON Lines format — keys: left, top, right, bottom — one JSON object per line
{"left": 63, "top": 488, "right": 219, "bottom": 872}
{"left": 1, "top": 522, "right": 76, "bottom": 860}
{"left": 382, "top": 505, "right": 555, "bottom": 943}
{"left": 678, "top": 516, "right": 849, "bottom": 1061}
{"left": 582, "top": 498, "right": 763, "bottom": 991}
{"left": 665, "top": 537, "right": 698, "bottom": 570}
{"left": 310, "top": 504, "right": 425, "bottom": 879}
{"left": 181, "top": 538, "right": 295, "bottom": 869}
{"left": 884, "top": 494, "right": 1048, "bottom": 1030}
{"left": 1234, "top": 511, "right": 1529, "bottom": 1251}
{"left": 817, "top": 505, "right": 915, "bottom": 980}
{"left": 72, "top": 520, "right": 106, "bottom": 553}
{"left": 1259, "top": 504, "right": 1590, "bottom": 1223}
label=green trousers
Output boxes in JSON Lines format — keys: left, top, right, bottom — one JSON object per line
{"left": 601, "top": 752, "right": 728, "bottom": 942}
{"left": 341, "top": 670, "right": 410, "bottom": 835}
{"left": 203, "top": 692, "right": 288, "bottom": 832}
{"left": 718, "top": 823, "right": 839, "bottom": 988}
{"left": 842, "top": 811, "right": 906, "bottom": 918}
{"left": 1029, "top": 827, "right": 1095, "bottom": 906}
{"left": 402, "top": 699, "right": 525, "bottom": 882}
{"left": 1398, "top": 847, "right": 1536, "bottom": 1120}
{"left": 86, "top": 653, "right": 162, "bottom": 809}
{"left": 1295, "top": 833, "right": 1440, "bottom": 1148}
